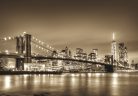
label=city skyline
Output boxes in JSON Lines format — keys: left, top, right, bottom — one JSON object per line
{"left": 0, "top": 0, "right": 138, "bottom": 63}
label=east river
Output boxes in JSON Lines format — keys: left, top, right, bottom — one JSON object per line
{"left": 0, "top": 72, "right": 138, "bottom": 96}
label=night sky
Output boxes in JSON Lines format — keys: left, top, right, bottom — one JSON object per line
{"left": 0, "top": 0, "right": 138, "bottom": 63}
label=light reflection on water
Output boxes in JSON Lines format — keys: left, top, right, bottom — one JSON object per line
{"left": 4, "top": 76, "right": 11, "bottom": 89}
{"left": 0, "top": 73, "right": 138, "bottom": 96}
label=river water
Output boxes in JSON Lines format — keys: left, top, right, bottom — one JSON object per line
{"left": 0, "top": 72, "right": 138, "bottom": 96}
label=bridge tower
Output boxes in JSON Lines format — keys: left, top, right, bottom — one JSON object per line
{"left": 16, "top": 35, "right": 25, "bottom": 70}
{"left": 16, "top": 33, "right": 32, "bottom": 70}
{"left": 24, "top": 34, "right": 32, "bottom": 63}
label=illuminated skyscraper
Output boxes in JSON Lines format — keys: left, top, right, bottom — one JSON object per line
{"left": 111, "top": 32, "right": 117, "bottom": 62}
{"left": 93, "top": 49, "right": 98, "bottom": 59}
{"left": 118, "top": 43, "right": 128, "bottom": 66}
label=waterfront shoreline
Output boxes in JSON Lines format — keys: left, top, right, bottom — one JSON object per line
{"left": 0, "top": 71, "right": 63, "bottom": 75}
{"left": 0, "top": 70, "right": 137, "bottom": 75}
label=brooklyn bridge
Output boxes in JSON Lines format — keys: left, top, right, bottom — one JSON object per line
{"left": 0, "top": 32, "right": 131, "bottom": 73}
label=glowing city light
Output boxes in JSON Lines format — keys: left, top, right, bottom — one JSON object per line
{"left": 32, "top": 36, "right": 35, "bottom": 39}
{"left": 4, "top": 37, "right": 7, "bottom": 41}
{"left": 5, "top": 50, "right": 9, "bottom": 54}
{"left": 23, "top": 31, "right": 26, "bottom": 34}
{"left": 8, "top": 37, "right": 11, "bottom": 40}
{"left": 41, "top": 42, "right": 44, "bottom": 45}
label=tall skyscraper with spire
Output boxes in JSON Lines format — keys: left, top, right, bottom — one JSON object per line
{"left": 111, "top": 32, "right": 117, "bottom": 62}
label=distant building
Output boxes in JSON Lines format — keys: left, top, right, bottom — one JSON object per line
{"left": 135, "top": 64, "right": 138, "bottom": 70}
{"left": 52, "top": 50, "right": 58, "bottom": 57}
{"left": 88, "top": 53, "right": 96, "bottom": 61}
{"left": 68, "top": 50, "right": 72, "bottom": 58}
{"left": 131, "top": 60, "right": 135, "bottom": 69}
{"left": 0, "top": 57, "right": 8, "bottom": 70}
{"left": 59, "top": 46, "right": 72, "bottom": 58}
{"left": 59, "top": 50, "right": 66, "bottom": 58}
{"left": 131, "top": 60, "right": 138, "bottom": 70}
{"left": 76, "top": 48, "right": 83, "bottom": 54}
{"left": 118, "top": 43, "right": 128, "bottom": 66}
{"left": 93, "top": 49, "right": 98, "bottom": 58}
{"left": 81, "top": 53, "right": 87, "bottom": 60}
{"left": 0, "top": 58, "right": 16, "bottom": 70}
{"left": 88, "top": 49, "right": 98, "bottom": 61}
{"left": 74, "top": 48, "right": 87, "bottom": 60}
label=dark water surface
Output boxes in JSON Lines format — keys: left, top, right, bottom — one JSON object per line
{"left": 0, "top": 73, "right": 138, "bottom": 96}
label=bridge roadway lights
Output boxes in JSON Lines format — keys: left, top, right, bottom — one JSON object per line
{"left": 104, "top": 65, "right": 114, "bottom": 73}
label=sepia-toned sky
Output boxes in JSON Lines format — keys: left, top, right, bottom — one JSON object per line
{"left": 0, "top": 0, "right": 138, "bottom": 63}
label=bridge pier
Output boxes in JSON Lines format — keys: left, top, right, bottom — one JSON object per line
{"left": 16, "top": 58, "right": 24, "bottom": 70}
{"left": 104, "top": 65, "right": 114, "bottom": 73}
{"left": 104, "top": 55, "right": 114, "bottom": 73}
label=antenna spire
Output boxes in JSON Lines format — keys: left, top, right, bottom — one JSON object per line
{"left": 112, "top": 32, "right": 115, "bottom": 41}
